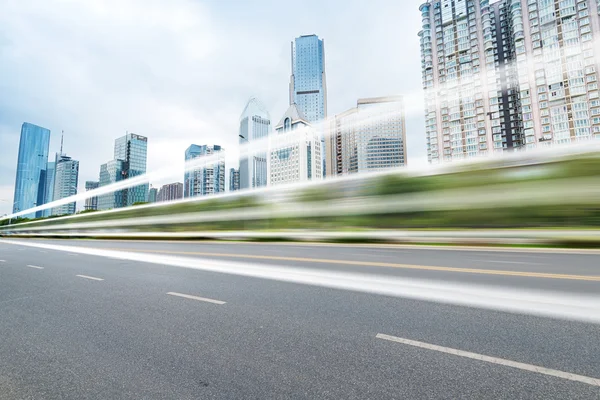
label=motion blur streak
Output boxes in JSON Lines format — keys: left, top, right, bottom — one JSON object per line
{"left": 0, "top": 106, "right": 407, "bottom": 220}
{"left": 2, "top": 114, "right": 600, "bottom": 223}
{"left": 2, "top": 239, "right": 599, "bottom": 324}
{"left": 2, "top": 144, "right": 599, "bottom": 247}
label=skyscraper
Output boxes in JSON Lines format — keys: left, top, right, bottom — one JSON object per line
{"left": 419, "top": 0, "right": 600, "bottom": 164}
{"left": 42, "top": 160, "right": 56, "bottom": 217}
{"left": 269, "top": 104, "right": 322, "bottom": 186}
{"left": 13, "top": 122, "right": 51, "bottom": 218}
{"left": 419, "top": 0, "right": 497, "bottom": 163}
{"left": 51, "top": 154, "right": 79, "bottom": 215}
{"left": 290, "top": 35, "right": 327, "bottom": 123}
{"left": 114, "top": 133, "right": 149, "bottom": 205}
{"left": 290, "top": 35, "right": 328, "bottom": 176}
{"left": 184, "top": 144, "right": 226, "bottom": 197}
{"left": 239, "top": 98, "right": 271, "bottom": 190}
{"left": 85, "top": 181, "right": 99, "bottom": 211}
{"left": 97, "top": 160, "right": 125, "bottom": 210}
{"left": 229, "top": 168, "right": 240, "bottom": 192}
{"left": 148, "top": 187, "right": 158, "bottom": 203}
{"left": 327, "top": 96, "right": 407, "bottom": 176}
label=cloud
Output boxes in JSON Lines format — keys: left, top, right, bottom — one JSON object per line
{"left": 0, "top": 0, "right": 427, "bottom": 215}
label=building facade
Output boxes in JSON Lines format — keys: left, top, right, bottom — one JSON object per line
{"left": 327, "top": 96, "right": 407, "bottom": 176}
{"left": 42, "top": 160, "right": 56, "bottom": 217}
{"left": 269, "top": 104, "right": 322, "bottom": 186}
{"left": 114, "top": 133, "right": 149, "bottom": 205}
{"left": 98, "top": 160, "right": 124, "bottom": 210}
{"left": 157, "top": 182, "right": 183, "bottom": 202}
{"left": 229, "top": 168, "right": 240, "bottom": 192}
{"left": 13, "top": 122, "right": 51, "bottom": 218}
{"left": 184, "top": 144, "right": 226, "bottom": 197}
{"left": 290, "top": 34, "right": 328, "bottom": 176}
{"left": 51, "top": 154, "right": 79, "bottom": 215}
{"left": 84, "top": 181, "right": 99, "bottom": 211}
{"left": 148, "top": 187, "right": 158, "bottom": 203}
{"left": 290, "top": 34, "right": 328, "bottom": 123}
{"left": 419, "top": 0, "right": 600, "bottom": 164}
{"left": 239, "top": 98, "right": 271, "bottom": 190}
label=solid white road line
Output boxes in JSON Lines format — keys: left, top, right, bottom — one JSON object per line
{"left": 26, "top": 265, "right": 44, "bottom": 269}
{"left": 76, "top": 274, "right": 104, "bottom": 281}
{"left": 166, "top": 292, "right": 226, "bottom": 305}
{"left": 376, "top": 333, "right": 600, "bottom": 387}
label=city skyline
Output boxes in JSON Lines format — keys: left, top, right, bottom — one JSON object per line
{"left": 0, "top": 0, "right": 423, "bottom": 216}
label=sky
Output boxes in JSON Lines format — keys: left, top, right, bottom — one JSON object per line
{"left": 0, "top": 0, "right": 427, "bottom": 215}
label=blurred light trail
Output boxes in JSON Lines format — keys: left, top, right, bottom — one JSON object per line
{"left": 1, "top": 239, "right": 599, "bottom": 324}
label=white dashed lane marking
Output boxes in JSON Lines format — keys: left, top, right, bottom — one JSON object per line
{"left": 76, "top": 275, "right": 104, "bottom": 281}
{"left": 376, "top": 333, "right": 600, "bottom": 387}
{"left": 167, "top": 292, "right": 226, "bottom": 305}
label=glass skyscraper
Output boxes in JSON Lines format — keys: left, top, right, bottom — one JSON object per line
{"left": 239, "top": 98, "right": 271, "bottom": 190}
{"left": 13, "top": 122, "right": 51, "bottom": 218}
{"left": 289, "top": 35, "right": 328, "bottom": 123}
{"left": 184, "top": 144, "right": 225, "bottom": 197}
{"left": 84, "top": 181, "right": 99, "bottom": 211}
{"left": 148, "top": 187, "right": 158, "bottom": 203}
{"left": 98, "top": 160, "right": 125, "bottom": 210}
{"left": 114, "top": 133, "right": 149, "bottom": 206}
{"left": 42, "top": 160, "right": 56, "bottom": 217}
{"left": 290, "top": 35, "right": 328, "bottom": 177}
{"left": 51, "top": 154, "right": 79, "bottom": 215}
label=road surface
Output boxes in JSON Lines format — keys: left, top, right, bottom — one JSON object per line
{"left": 0, "top": 238, "right": 599, "bottom": 399}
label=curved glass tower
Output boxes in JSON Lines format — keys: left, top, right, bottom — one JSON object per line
{"left": 239, "top": 98, "right": 271, "bottom": 190}
{"left": 13, "top": 122, "right": 51, "bottom": 218}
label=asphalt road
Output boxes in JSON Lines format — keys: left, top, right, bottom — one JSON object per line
{"left": 0, "top": 239, "right": 599, "bottom": 399}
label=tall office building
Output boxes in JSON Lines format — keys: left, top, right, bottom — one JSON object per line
{"left": 239, "top": 98, "right": 271, "bottom": 189}
{"left": 52, "top": 154, "right": 79, "bottom": 215}
{"left": 290, "top": 34, "right": 328, "bottom": 123}
{"left": 157, "top": 182, "right": 183, "bottom": 202}
{"left": 13, "top": 122, "right": 51, "bottom": 218}
{"left": 290, "top": 34, "right": 328, "bottom": 176}
{"left": 184, "top": 144, "right": 226, "bottom": 197}
{"left": 269, "top": 104, "right": 322, "bottom": 186}
{"left": 419, "top": 0, "right": 600, "bottom": 164}
{"left": 229, "top": 168, "right": 240, "bottom": 192}
{"left": 42, "top": 160, "right": 56, "bottom": 217}
{"left": 114, "top": 133, "right": 149, "bottom": 205}
{"left": 97, "top": 160, "right": 125, "bottom": 210}
{"left": 327, "top": 96, "right": 407, "bottom": 176}
{"left": 84, "top": 181, "right": 99, "bottom": 211}
{"left": 148, "top": 187, "right": 158, "bottom": 203}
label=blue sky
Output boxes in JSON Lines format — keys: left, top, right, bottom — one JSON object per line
{"left": 0, "top": 0, "right": 426, "bottom": 215}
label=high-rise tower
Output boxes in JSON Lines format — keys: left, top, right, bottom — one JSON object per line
{"left": 239, "top": 98, "right": 271, "bottom": 190}
{"left": 13, "top": 122, "right": 51, "bottom": 218}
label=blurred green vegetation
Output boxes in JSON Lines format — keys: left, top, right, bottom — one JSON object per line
{"left": 3, "top": 153, "right": 599, "bottom": 232}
